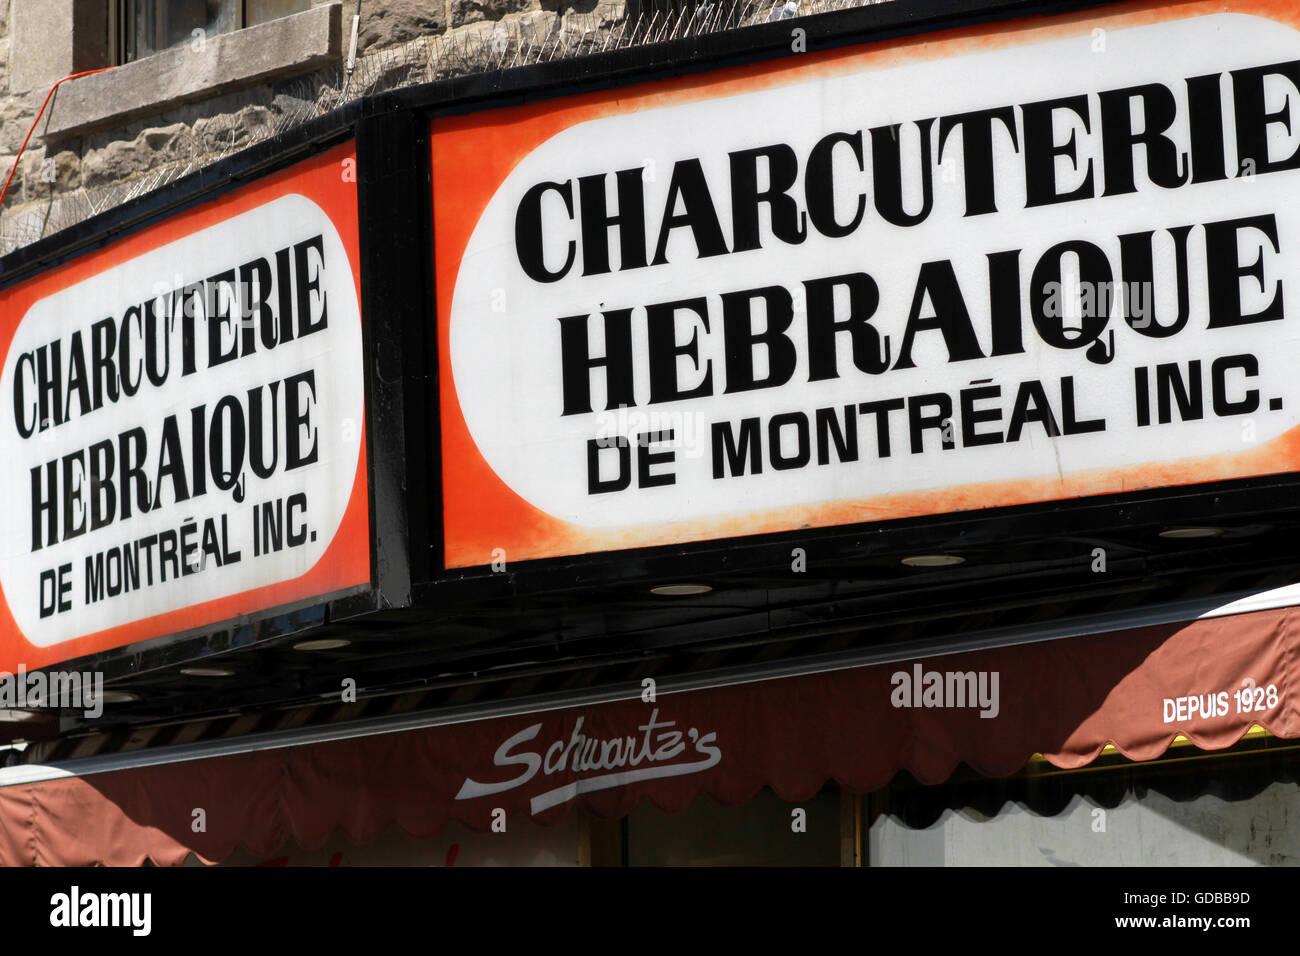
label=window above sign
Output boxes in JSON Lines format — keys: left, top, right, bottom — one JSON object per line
{"left": 108, "top": 0, "right": 313, "bottom": 65}
{"left": 35, "top": 1, "right": 340, "bottom": 142}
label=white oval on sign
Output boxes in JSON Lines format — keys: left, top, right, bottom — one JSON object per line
{"left": 447, "top": 13, "right": 1300, "bottom": 535}
{"left": 0, "top": 193, "right": 365, "bottom": 648}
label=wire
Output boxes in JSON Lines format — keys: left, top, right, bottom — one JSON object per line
{"left": 0, "top": 66, "right": 115, "bottom": 216}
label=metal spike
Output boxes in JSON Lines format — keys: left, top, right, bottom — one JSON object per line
{"left": 676, "top": 6, "right": 696, "bottom": 39}
{"left": 417, "top": 37, "right": 432, "bottom": 81}
{"left": 496, "top": 29, "right": 512, "bottom": 70}
{"left": 697, "top": 3, "right": 715, "bottom": 35}
{"left": 684, "top": 5, "right": 701, "bottom": 39}
{"left": 644, "top": 11, "right": 661, "bottom": 45}
{"left": 506, "top": 26, "right": 520, "bottom": 68}
{"left": 708, "top": 2, "right": 727, "bottom": 34}
{"left": 664, "top": 9, "right": 678, "bottom": 42}
{"left": 702, "top": 3, "right": 718, "bottom": 34}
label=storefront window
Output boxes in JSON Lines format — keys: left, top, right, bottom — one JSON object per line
{"left": 869, "top": 738, "right": 1300, "bottom": 866}
{"left": 621, "top": 786, "right": 842, "bottom": 866}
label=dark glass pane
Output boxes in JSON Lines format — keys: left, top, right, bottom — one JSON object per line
{"left": 245, "top": 0, "right": 311, "bottom": 27}
{"left": 124, "top": 0, "right": 238, "bottom": 62}
{"left": 626, "top": 786, "right": 840, "bottom": 866}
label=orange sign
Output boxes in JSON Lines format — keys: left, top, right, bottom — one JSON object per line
{"left": 434, "top": 0, "right": 1300, "bottom": 568}
{"left": 0, "top": 142, "right": 370, "bottom": 671}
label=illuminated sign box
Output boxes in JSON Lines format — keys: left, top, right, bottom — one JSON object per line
{"left": 0, "top": 143, "right": 372, "bottom": 672}
{"left": 432, "top": 0, "right": 1300, "bottom": 568}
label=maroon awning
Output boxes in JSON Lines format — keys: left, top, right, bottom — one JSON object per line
{"left": 1, "top": 603, "right": 1296, "bottom": 865}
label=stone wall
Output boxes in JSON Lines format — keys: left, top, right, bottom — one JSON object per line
{"left": 0, "top": 0, "right": 877, "bottom": 255}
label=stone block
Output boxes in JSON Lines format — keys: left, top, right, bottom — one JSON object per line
{"left": 450, "top": 0, "right": 536, "bottom": 28}
{"left": 358, "top": 0, "right": 448, "bottom": 51}
{"left": 81, "top": 123, "right": 195, "bottom": 188}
